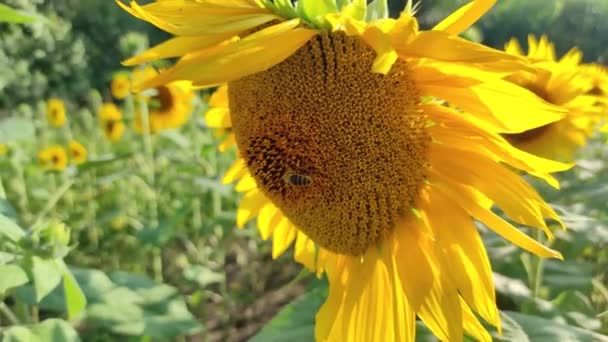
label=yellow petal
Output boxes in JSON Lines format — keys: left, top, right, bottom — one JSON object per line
{"left": 434, "top": 177, "right": 562, "bottom": 259}
{"left": 236, "top": 189, "right": 266, "bottom": 227}
{"left": 219, "top": 135, "right": 236, "bottom": 152}
{"left": 205, "top": 107, "right": 232, "bottom": 128}
{"left": 420, "top": 187, "right": 499, "bottom": 327}
{"left": 462, "top": 298, "right": 494, "bottom": 342}
{"left": 392, "top": 220, "right": 434, "bottom": 311}
{"left": 222, "top": 158, "right": 247, "bottom": 184}
{"left": 137, "top": 19, "right": 318, "bottom": 89}
{"left": 294, "top": 231, "right": 317, "bottom": 271}
{"left": 395, "top": 29, "right": 527, "bottom": 73}
{"left": 209, "top": 84, "right": 229, "bottom": 107}
{"left": 256, "top": 203, "right": 282, "bottom": 240}
{"left": 234, "top": 172, "right": 257, "bottom": 192}
{"left": 117, "top": 0, "right": 277, "bottom": 36}
{"left": 272, "top": 218, "right": 297, "bottom": 258}
{"left": 316, "top": 247, "right": 416, "bottom": 342}
{"left": 433, "top": 0, "right": 496, "bottom": 35}
{"left": 415, "top": 65, "right": 567, "bottom": 133}
{"left": 430, "top": 144, "right": 556, "bottom": 238}
{"left": 123, "top": 35, "right": 234, "bottom": 66}
{"left": 417, "top": 250, "right": 464, "bottom": 342}
{"left": 425, "top": 103, "right": 573, "bottom": 188}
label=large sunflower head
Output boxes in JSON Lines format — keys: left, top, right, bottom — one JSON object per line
{"left": 46, "top": 98, "right": 67, "bottom": 127}
{"left": 38, "top": 145, "right": 68, "bottom": 171}
{"left": 502, "top": 35, "right": 603, "bottom": 161}
{"left": 131, "top": 67, "right": 195, "bottom": 134}
{"left": 121, "top": 1, "right": 572, "bottom": 340}
{"left": 99, "top": 102, "right": 126, "bottom": 143}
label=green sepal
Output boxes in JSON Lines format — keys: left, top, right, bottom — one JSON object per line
{"left": 342, "top": 0, "right": 367, "bottom": 21}
{"left": 366, "top": 0, "right": 389, "bottom": 21}
{"left": 296, "top": 0, "right": 338, "bottom": 29}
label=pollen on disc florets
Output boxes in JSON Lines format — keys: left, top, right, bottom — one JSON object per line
{"left": 228, "top": 32, "right": 430, "bottom": 256}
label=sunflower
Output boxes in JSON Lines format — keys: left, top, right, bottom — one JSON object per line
{"left": 99, "top": 103, "right": 126, "bottom": 143}
{"left": 501, "top": 35, "right": 603, "bottom": 161}
{"left": 121, "top": 1, "right": 571, "bottom": 340}
{"left": 68, "top": 140, "right": 88, "bottom": 165}
{"left": 579, "top": 63, "right": 608, "bottom": 112}
{"left": 111, "top": 73, "right": 131, "bottom": 100}
{"left": 131, "top": 67, "right": 195, "bottom": 134}
{"left": 38, "top": 145, "right": 68, "bottom": 171}
{"left": 0, "top": 144, "right": 7, "bottom": 155}
{"left": 46, "top": 98, "right": 67, "bottom": 127}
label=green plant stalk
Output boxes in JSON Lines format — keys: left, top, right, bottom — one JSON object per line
{"left": 136, "top": 93, "right": 162, "bottom": 281}
{"left": 32, "top": 178, "right": 74, "bottom": 227}
{"left": 531, "top": 229, "right": 546, "bottom": 298}
{"left": 13, "top": 301, "right": 29, "bottom": 324}
{"left": 0, "top": 174, "right": 6, "bottom": 198}
{"left": 0, "top": 302, "right": 20, "bottom": 325}
{"left": 11, "top": 152, "right": 30, "bottom": 221}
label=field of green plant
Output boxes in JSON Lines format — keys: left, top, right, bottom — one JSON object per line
{"left": 0, "top": 0, "right": 607, "bottom": 341}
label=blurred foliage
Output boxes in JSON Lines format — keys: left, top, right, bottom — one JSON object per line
{"left": 0, "top": 0, "right": 165, "bottom": 110}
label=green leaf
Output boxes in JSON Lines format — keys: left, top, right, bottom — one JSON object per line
{"left": 250, "top": 280, "right": 327, "bottom": 342}
{"left": 28, "top": 256, "right": 63, "bottom": 303}
{"left": 41, "top": 268, "right": 202, "bottom": 339}
{"left": 0, "top": 319, "right": 80, "bottom": 342}
{"left": 0, "top": 4, "right": 37, "bottom": 24}
{"left": 136, "top": 205, "right": 190, "bottom": 247}
{"left": 0, "top": 199, "right": 17, "bottom": 220}
{"left": 366, "top": 0, "right": 389, "bottom": 21}
{"left": 494, "top": 311, "right": 608, "bottom": 342}
{"left": 0, "top": 118, "right": 35, "bottom": 144}
{"left": 542, "top": 260, "right": 593, "bottom": 293}
{"left": 62, "top": 268, "right": 87, "bottom": 320}
{"left": 0, "top": 264, "right": 28, "bottom": 294}
{"left": 0, "top": 214, "right": 25, "bottom": 243}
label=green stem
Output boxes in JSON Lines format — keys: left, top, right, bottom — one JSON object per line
{"left": 13, "top": 301, "right": 29, "bottom": 324}
{"left": 12, "top": 153, "right": 30, "bottom": 221}
{"left": 0, "top": 174, "right": 6, "bottom": 199}
{"left": 531, "top": 229, "right": 546, "bottom": 298}
{"left": 0, "top": 302, "right": 20, "bottom": 325}
{"left": 32, "top": 179, "right": 74, "bottom": 227}
{"left": 136, "top": 92, "right": 162, "bottom": 281}
{"left": 138, "top": 94, "right": 158, "bottom": 227}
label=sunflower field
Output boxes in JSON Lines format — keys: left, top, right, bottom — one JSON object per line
{"left": 1, "top": 0, "right": 608, "bottom": 341}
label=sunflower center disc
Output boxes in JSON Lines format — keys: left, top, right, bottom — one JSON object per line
{"left": 229, "top": 32, "right": 429, "bottom": 256}
{"left": 154, "top": 85, "right": 174, "bottom": 113}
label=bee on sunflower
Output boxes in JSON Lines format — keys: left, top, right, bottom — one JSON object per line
{"left": 501, "top": 35, "right": 604, "bottom": 161}
{"left": 119, "top": 0, "right": 571, "bottom": 340}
